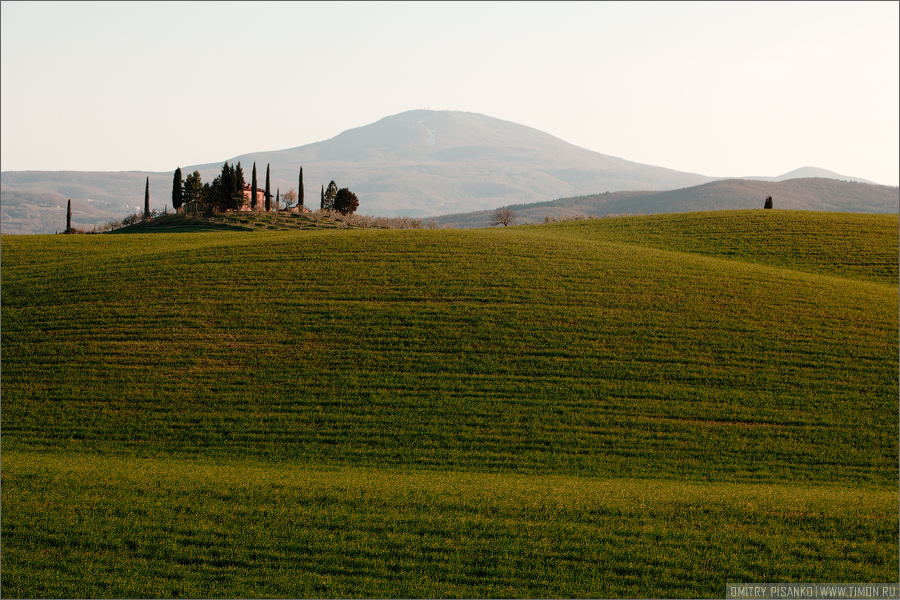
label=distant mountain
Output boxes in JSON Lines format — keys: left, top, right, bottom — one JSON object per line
{"left": 185, "top": 110, "right": 715, "bottom": 215}
{"left": 741, "top": 166, "right": 879, "bottom": 185}
{"left": 0, "top": 110, "right": 888, "bottom": 234}
{"left": 433, "top": 178, "right": 900, "bottom": 228}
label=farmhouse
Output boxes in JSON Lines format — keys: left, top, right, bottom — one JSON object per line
{"left": 240, "top": 184, "right": 266, "bottom": 211}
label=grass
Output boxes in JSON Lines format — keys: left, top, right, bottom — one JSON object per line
{"left": 3, "top": 451, "right": 895, "bottom": 598}
{"left": 1, "top": 210, "right": 897, "bottom": 597}
{"left": 552, "top": 210, "right": 898, "bottom": 285}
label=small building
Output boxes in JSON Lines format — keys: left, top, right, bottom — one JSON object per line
{"left": 240, "top": 184, "right": 266, "bottom": 211}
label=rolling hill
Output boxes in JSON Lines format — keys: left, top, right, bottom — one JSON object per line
{"left": 1, "top": 211, "right": 897, "bottom": 597}
{"left": 434, "top": 177, "right": 900, "bottom": 228}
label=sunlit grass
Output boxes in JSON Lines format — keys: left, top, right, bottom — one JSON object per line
{"left": 3, "top": 451, "right": 896, "bottom": 598}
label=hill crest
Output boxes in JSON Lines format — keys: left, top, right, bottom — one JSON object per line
{"left": 433, "top": 177, "right": 900, "bottom": 228}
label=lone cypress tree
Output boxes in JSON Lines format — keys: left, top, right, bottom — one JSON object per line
{"left": 251, "top": 163, "right": 258, "bottom": 210}
{"left": 276, "top": 188, "right": 280, "bottom": 211}
{"left": 66, "top": 199, "right": 72, "bottom": 233}
{"left": 298, "top": 167, "right": 304, "bottom": 210}
{"left": 172, "top": 167, "right": 183, "bottom": 210}
{"left": 144, "top": 177, "right": 150, "bottom": 219}
{"left": 265, "top": 164, "right": 271, "bottom": 212}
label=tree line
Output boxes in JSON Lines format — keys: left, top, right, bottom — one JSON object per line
{"left": 170, "top": 162, "right": 358, "bottom": 216}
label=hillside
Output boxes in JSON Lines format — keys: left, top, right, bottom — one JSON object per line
{"left": 2, "top": 211, "right": 897, "bottom": 597}
{"left": 434, "top": 177, "right": 900, "bottom": 228}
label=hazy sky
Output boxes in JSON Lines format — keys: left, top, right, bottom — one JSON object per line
{"left": 2, "top": 1, "right": 898, "bottom": 185}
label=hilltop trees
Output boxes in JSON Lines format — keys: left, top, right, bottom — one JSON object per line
{"left": 156, "top": 161, "right": 365, "bottom": 216}
{"left": 213, "top": 161, "right": 246, "bottom": 211}
{"left": 334, "top": 188, "right": 359, "bottom": 215}
{"left": 764, "top": 196, "right": 773, "bottom": 209}
{"left": 199, "top": 161, "right": 246, "bottom": 211}
{"left": 172, "top": 167, "right": 183, "bottom": 210}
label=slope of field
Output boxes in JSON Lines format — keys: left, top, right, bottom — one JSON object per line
{"left": 2, "top": 211, "right": 897, "bottom": 597}
{"left": 553, "top": 210, "right": 899, "bottom": 285}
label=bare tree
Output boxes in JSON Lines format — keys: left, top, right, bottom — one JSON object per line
{"left": 490, "top": 207, "right": 517, "bottom": 227}
{"left": 281, "top": 188, "right": 298, "bottom": 210}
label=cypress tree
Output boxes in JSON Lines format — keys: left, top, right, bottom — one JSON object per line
{"left": 172, "top": 167, "right": 183, "bottom": 210}
{"left": 298, "top": 167, "right": 304, "bottom": 210}
{"left": 321, "top": 184, "right": 325, "bottom": 210}
{"left": 324, "top": 180, "right": 337, "bottom": 211}
{"left": 265, "top": 164, "right": 271, "bottom": 212}
{"left": 220, "top": 162, "right": 233, "bottom": 209}
{"left": 233, "top": 162, "right": 246, "bottom": 210}
{"left": 144, "top": 177, "right": 150, "bottom": 219}
{"left": 251, "top": 163, "right": 258, "bottom": 210}
{"left": 66, "top": 199, "right": 72, "bottom": 233}
{"left": 276, "top": 188, "right": 280, "bottom": 211}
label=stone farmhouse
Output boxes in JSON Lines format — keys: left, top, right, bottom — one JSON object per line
{"left": 240, "top": 184, "right": 266, "bottom": 211}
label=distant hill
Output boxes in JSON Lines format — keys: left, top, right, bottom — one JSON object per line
{"left": 433, "top": 177, "right": 900, "bottom": 228}
{"left": 1, "top": 110, "right": 889, "bottom": 234}
{"left": 742, "top": 166, "right": 879, "bottom": 184}
{"left": 0, "top": 182, "right": 134, "bottom": 235}
{"left": 0, "top": 173, "right": 173, "bottom": 235}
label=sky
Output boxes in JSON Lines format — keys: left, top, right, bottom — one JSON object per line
{"left": 2, "top": 1, "right": 898, "bottom": 186}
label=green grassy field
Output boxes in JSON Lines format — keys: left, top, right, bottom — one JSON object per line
{"left": 2, "top": 210, "right": 897, "bottom": 597}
